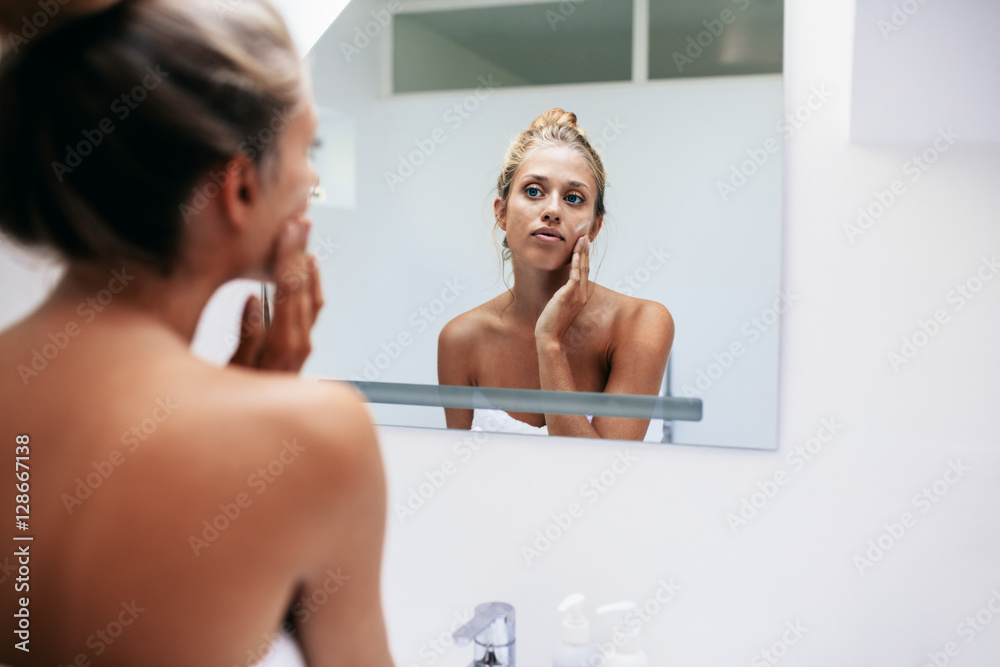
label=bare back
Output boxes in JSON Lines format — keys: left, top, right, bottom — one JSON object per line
{"left": 0, "top": 301, "right": 392, "bottom": 666}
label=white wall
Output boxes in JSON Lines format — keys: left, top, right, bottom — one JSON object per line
{"left": 373, "top": 1, "right": 1000, "bottom": 666}
{"left": 850, "top": 0, "right": 1000, "bottom": 143}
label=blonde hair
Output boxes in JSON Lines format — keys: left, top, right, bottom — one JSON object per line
{"left": 0, "top": 0, "right": 303, "bottom": 274}
{"left": 493, "top": 107, "right": 608, "bottom": 285}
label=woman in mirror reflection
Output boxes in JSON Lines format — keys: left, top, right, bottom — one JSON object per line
{"left": 438, "top": 108, "right": 675, "bottom": 440}
{"left": 0, "top": 1, "right": 393, "bottom": 665}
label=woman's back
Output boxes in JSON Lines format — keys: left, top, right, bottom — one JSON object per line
{"left": 0, "top": 298, "right": 390, "bottom": 666}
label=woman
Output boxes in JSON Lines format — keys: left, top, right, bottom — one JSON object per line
{"left": 0, "top": 1, "right": 394, "bottom": 665}
{"left": 438, "top": 108, "right": 675, "bottom": 440}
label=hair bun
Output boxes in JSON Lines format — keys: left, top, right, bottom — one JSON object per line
{"left": 528, "top": 107, "right": 578, "bottom": 131}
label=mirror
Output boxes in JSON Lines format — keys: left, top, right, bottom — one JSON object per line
{"left": 301, "top": 0, "right": 784, "bottom": 449}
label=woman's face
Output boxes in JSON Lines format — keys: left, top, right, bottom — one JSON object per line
{"left": 251, "top": 96, "right": 320, "bottom": 278}
{"left": 497, "top": 145, "right": 602, "bottom": 271}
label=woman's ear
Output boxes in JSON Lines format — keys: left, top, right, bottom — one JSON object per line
{"left": 589, "top": 214, "right": 604, "bottom": 241}
{"left": 220, "top": 153, "right": 258, "bottom": 231}
{"left": 494, "top": 196, "right": 507, "bottom": 231}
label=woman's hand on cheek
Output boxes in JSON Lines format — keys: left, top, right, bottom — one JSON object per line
{"left": 229, "top": 219, "right": 325, "bottom": 372}
{"left": 534, "top": 235, "right": 591, "bottom": 347}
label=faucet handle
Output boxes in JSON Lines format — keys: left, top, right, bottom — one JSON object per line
{"left": 453, "top": 602, "right": 515, "bottom": 667}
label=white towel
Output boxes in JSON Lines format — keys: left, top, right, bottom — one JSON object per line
{"left": 249, "top": 632, "right": 306, "bottom": 667}
{"left": 472, "top": 408, "right": 664, "bottom": 442}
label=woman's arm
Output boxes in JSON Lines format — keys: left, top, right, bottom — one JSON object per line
{"left": 588, "top": 302, "right": 674, "bottom": 440}
{"left": 539, "top": 301, "right": 673, "bottom": 440}
{"left": 437, "top": 316, "right": 475, "bottom": 429}
{"left": 534, "top": 236, "right": 674, "bottom": 438}
{"left": 286, "top": 382, "right": 395, "bottom": 667}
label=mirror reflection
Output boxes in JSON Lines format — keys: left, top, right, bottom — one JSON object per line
{"left": 303, "top": 0, "right": 784, "bottom": 448}
{"left": 437, "top": 108, "right": 674, "bottom": 441}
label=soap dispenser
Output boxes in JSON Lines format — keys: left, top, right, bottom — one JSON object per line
{"left": 552, "top": 594, "right": 597, "bottom": 667}
{"left": 595, "top": 601, "right": 650, "bottom": 667}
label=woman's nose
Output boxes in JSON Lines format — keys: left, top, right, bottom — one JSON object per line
{"left": 541, "top": 195, "right": 561, "bottom": 222}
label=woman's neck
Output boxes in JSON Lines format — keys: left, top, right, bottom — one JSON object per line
{"left": 506, "top": 255, "right": 585, "bottom": 323}
{"left": 49, "top": 258, "right": 226, "bottom": 345}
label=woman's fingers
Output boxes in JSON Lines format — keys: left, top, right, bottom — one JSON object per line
{"left": 308, "top": 256, "right": 324, "bottom": 326}
{"left": 229, "top": 295, "right": 266, "bottom": 367}
{"left": 257, "top": 220, "right": 318, "bottom": 371}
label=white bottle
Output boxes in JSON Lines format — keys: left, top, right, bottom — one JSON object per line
{"left": 552, "top": 593, "right": 598, "bottom": 667}
{"left": 595, "top": 601, "right": 650, "bottom": 667}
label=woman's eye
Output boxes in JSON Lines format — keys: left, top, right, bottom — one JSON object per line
{"left": 566, "top": 193, "right": 584, "bottom": 204}
{"left": 308, "top": 137, "right": 323, "bottom": 159}
{"left": 525, "top": 186, "right": 541, "bottom": 197}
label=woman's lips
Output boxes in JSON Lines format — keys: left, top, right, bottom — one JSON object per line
{"left": 531, "top": 232, "right": 563, "bottom": 243}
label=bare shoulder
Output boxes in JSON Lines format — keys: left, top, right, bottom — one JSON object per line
{"left": 594, "top": 284, "right": 674, "bottom": 349}
{"left": 438, "top": 296, "right": 508, "bottom": 386}
{"left": 134, "top": 365, "right": 382, "bottom": 543}
{"left": 437, "top": 307, "right": 480, "bottom": 351}
{"left": 438, "top": 296, "right": 505, "bottom": 347}
{"left": 199, "top": 370, "right": 380, "bottom": 493}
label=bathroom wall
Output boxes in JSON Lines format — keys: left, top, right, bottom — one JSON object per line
{"left": 372, "top": 1, "right": 1000, "bottom": 666}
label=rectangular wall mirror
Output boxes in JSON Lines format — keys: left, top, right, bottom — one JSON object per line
{"left": 302, "top": 0, "right": 784, "bottom": 449}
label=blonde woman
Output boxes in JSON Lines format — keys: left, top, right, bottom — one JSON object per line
{"left": 438, "top": 108, "right": 674, "bottom": 440}
{"left": 0, "top": 1, "right": 393, "bottom": 665}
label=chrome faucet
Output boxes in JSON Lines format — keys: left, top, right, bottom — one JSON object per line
{"left": 452, "top": 602, "right": 515, "bottom": 667}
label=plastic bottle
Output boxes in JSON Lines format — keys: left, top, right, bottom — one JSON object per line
{"left": 595, "top": 601, "right": 650, "bottom": 667}
{"left": 552, "top": 593, "right": 598, "bottom": 667}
